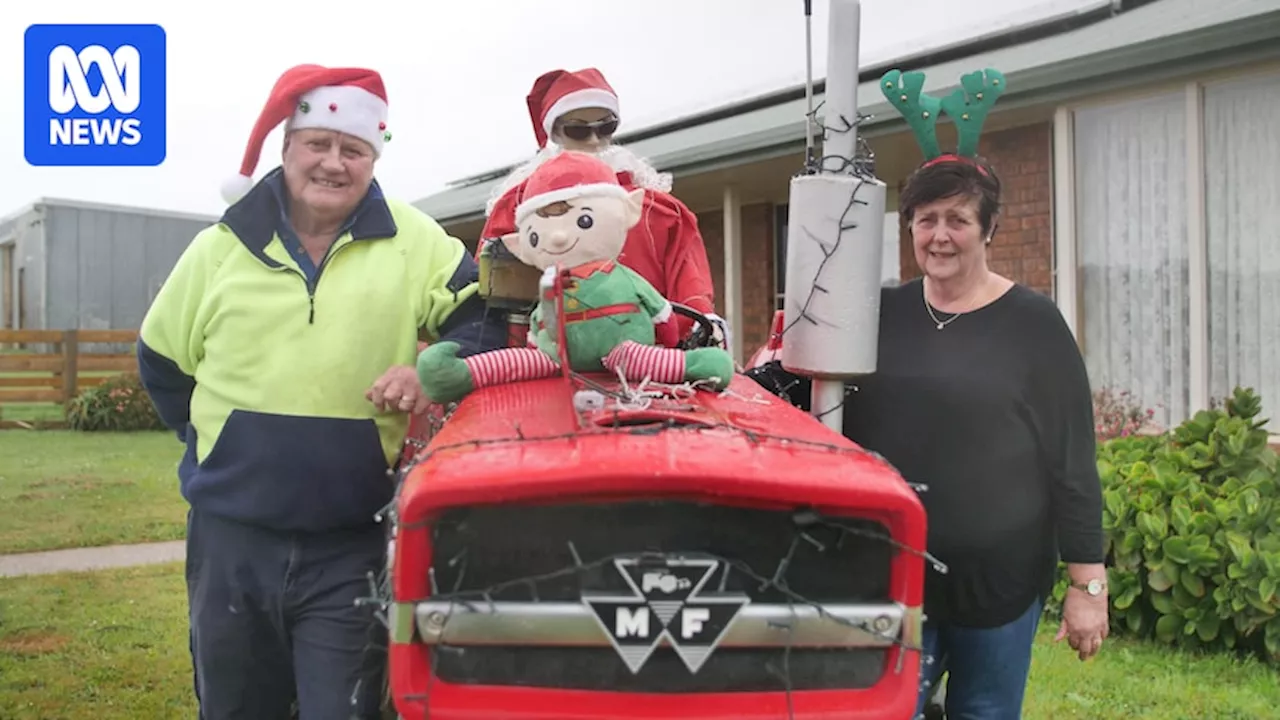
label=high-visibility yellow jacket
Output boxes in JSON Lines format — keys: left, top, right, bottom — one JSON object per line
{"left": 138, "top": 168, "right": 504, "bottom": 532}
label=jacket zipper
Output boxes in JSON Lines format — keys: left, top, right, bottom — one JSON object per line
{"left": 302, "top": 239, "right": 357, "bottom": 325}
{"left": 270, "top": 238, "right": 357, "bottom": 325}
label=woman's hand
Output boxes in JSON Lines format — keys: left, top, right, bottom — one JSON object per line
{"left": 1056, "top": 565, "right": 1110, "bottom": 661}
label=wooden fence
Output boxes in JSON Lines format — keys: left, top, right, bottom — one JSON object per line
{"left": 0, "top": 329, "right": 139, "bottom": 428}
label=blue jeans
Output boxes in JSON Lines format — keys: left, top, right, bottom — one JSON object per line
{"left": 914, "top": 596, "right": 1042, "bottom": 720}
{"left": 185, "top": 509, "right": 388, "bottom": 720}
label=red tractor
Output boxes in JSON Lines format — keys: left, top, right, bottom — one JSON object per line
{"left": 379, "top": 243, "right": 928, "bottom": 718}
{"left": 378, "top": 4, "right": 926, "bottom": 712}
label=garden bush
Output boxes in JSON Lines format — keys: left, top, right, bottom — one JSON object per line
{"left": 1047, "top": 386, "right": 1280, "bottom": 663}
{"left": 65, "top": 372, "right": 166, "bottom": 432}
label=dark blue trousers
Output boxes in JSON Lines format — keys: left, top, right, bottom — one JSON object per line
{"left": 914, "top": 596, "right": 1042, "bottom": 720}
{"left": 185, "top": 509, "right": 388, "bottom": 720}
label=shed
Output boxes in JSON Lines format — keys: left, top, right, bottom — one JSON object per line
{"left": 0, "top": 198, "right": 218, "bottom": 340}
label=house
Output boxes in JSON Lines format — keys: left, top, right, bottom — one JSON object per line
{"left": 0, "top": 198, "right": 218, "bottom": 346}
{"left": 413, "top": 0, "right": 1280, "bottom": 429}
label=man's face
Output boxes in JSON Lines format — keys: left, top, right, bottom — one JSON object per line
{"left": 552, "top": 107, "right": 618, "bottom": 153}
{"left": 508, "top": 189, "right": 643, "bottom": 270}
{"left": 281, "top": 128, "right": 375, "bottom": 219}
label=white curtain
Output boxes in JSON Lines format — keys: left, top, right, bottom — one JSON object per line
{"left": 1073, "top": 91, "right": 1190, "bottom": 429}
{"left": 1203, "top": 71, "right": 1280, "bottom": 423}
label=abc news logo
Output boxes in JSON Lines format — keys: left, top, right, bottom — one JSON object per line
{"left": 48, "top": 44, "right": 143, "bottom": 147}
{"left": 24, "top": 24, "right": 167, "bottom": 167}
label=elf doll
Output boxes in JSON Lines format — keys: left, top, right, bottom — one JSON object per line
{"left": 418, "top": 151, "right": 735, "bottom": 405}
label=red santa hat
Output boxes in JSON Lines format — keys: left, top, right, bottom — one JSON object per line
{"left": 514, "top": 151, "right": 630, "bottom": 226}
{"left": 526, "top": 68, "right": 620, "bottom": 149}
{"left": 220, "top": 64, "right": 391, "bottom": 205}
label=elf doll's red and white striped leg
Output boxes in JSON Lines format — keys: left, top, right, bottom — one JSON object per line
{"left": 465, "top": 348, "right": 560, "bottom": 388}
{"left": 601, "top": 341, "right": 686, "bottom": 383}
{"left": 418, "top": 341, "right": 560, "bottom": 405}
{"left": 600, "top": 341, "right": 738, "bottom": 392}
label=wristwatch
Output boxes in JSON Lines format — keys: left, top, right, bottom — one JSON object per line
{"left": 1070, "top": 578, "right": 1107, "bottom": 596}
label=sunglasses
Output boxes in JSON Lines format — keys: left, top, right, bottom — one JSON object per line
{"left": 558, "top": 117, "right": 619, "bottom": 142}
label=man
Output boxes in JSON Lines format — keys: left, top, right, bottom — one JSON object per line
{"left": 136, "top": 64, "right": 504, "bottom": 720}
{"left": 482, "top": 67, "right": 728, "bottom": 349}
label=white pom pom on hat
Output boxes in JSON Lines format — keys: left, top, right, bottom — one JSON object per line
{"left": 220, "top": 173, "right": 256, "bottom": 206}
{"left": 222, "top": 64, "right": 391, "bottom": 205}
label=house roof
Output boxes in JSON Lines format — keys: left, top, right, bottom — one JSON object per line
{"left": 415, "top": 0, "right": 1280, "bottom": 225}
{"left": 0, "top": 196, "right": 220, "bottom": 229}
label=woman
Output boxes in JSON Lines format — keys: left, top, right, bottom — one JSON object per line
{"left": 749, "top": 153, "right": 1110, "bottom": 718}
{"left": 853, "top": 155, "right": 1109, "bottom": 718}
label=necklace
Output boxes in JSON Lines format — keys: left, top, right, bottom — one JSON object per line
{"left": 922, "top": 283, "right": 963, "bottom": 330}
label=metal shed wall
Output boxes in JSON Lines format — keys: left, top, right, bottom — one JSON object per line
{"left": 39, "top": 202, "right": 217, "bottom": 337}
{"left": 0, "top": 206, "right": 47, "bottom": 332}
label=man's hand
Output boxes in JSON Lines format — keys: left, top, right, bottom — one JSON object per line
{"left": 1055, "top": 564, "right": 1110, "bottom": 661}
{"left": 366, "top": 365, "right": 430, "bottom": 415}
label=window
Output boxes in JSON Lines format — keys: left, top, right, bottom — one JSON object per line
{"left": 1066, "top": 68, "right": 1280, "bottom": 428}
{"left": 1203, "top": 72, "right": 1280, "bottom": 422}
{"left": 1073, "top": 90, "right": 1191, "bottom": 428}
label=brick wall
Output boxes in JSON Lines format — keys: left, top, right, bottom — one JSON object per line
{"left": 697, "top": 203, "right": 776, "bottom": 354}
{"left": 896, "top": 122, "right": 1054, "bottom": 295}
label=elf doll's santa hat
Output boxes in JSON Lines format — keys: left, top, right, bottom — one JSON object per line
{"left": 514, "top": 151, "right": 630, "bottom": 226}
{"left": 220, "top": 64, "right": 391, "bottom": 205}
{"left": 526, "top": 68, "right": 620, "bottom": 149}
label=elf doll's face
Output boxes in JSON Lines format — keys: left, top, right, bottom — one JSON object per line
{"left": 506, "top": 188, "right": 644, "bottom": 270}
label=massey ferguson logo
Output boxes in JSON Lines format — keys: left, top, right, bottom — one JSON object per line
{"left": 582, "top": 557, "right": 749, "bottom": 674}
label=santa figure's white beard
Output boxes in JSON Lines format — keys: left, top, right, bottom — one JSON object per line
{"left": 485, "top": 143, "right": 673, "bottom": 217}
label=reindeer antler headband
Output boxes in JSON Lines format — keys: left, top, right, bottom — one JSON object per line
{"left": 880, "top": 68, "right": 1007, "bottom": 173}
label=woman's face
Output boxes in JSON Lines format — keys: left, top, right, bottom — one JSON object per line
{"left": 909, "top": 193, "right": 991, "bottom": 284}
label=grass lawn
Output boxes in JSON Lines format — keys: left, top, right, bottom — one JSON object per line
{"left": 0, "top": 402, "right": 64, "bottom": 426}
{"left": 0, "top": 430, "right": 187, "bottom": 554}
{"left": 0, "top": 563, "right": 196, "bottom": 720}
{"left": 2, "top": 564, "right": 1278, "bottom": 719}
{"left": 1023, "top": 627, "right": 1280, "bottom": 719}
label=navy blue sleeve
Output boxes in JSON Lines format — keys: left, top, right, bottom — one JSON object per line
{"left": 435, "top": 252, "right": 509, "bottom": 357}
{"left": 136, "top": 338, "right": 195, "bottom": 438}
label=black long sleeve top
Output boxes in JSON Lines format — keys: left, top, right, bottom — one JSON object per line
{"left": 847, "top": 278, "right": 1104, "bottom": 627}
{"left": 755, "top": 278, "right": 1105, "bottom": 628}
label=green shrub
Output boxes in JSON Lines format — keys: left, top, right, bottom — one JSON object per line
{"left": 1047, "top": 387, "right": 1280, "bottom": 663}
{"left": 66, "top": 373, "right": 166, "bottom": 432}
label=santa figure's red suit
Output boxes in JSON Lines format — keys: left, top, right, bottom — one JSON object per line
{"left": 480, "top": 68, "right": 725, "bottom": 346}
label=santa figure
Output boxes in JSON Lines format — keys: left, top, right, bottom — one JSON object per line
{"left": 481, "top": 67, "right": 728, "bottom": 350}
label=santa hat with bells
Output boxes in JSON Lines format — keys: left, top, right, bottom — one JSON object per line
{"left": 514, "top": 151, "right": 630, "bottom": 227}
{"left": 220, "top": 64, "right": 392, "bottom": 205}
{"left": 526, "top": 68, "right": 620, "bottom": 149}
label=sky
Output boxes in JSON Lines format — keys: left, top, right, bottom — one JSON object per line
{"left": 1, "top": 0, "right": 1101, "bottom": 220}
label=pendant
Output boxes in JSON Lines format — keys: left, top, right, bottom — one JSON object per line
{"left": 937, "top": 322, "right": 945, "bottom": 330}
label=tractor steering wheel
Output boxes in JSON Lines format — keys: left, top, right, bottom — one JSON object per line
{"left": 671, "top": 303, "right": 718, "bottom": 350}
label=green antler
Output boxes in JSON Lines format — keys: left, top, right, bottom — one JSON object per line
{"left": 940, "top": 69, "right": 1007, "bottom": 158}
{"left": 879, "top": 69, "right": 943, "bottom": 160}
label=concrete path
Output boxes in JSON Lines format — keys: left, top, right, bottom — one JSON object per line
{"left": 0, "top": 540, "right": 185, "bottom": 578}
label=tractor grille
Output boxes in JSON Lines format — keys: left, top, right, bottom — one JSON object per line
{"left": 426, "top": 500, "right": 897, "bottom": 692}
